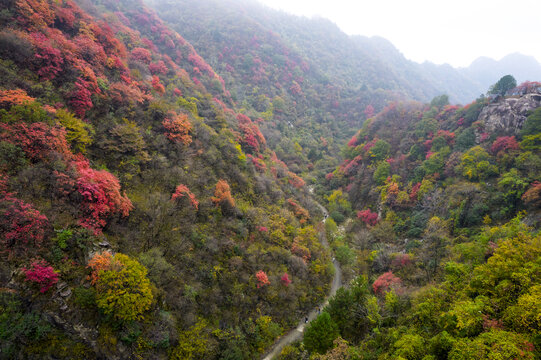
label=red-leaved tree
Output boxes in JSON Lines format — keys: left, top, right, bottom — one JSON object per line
{"left": 0, "top": 122, "right": 71, "bottom": 162}
{"left": 131, "top": 47, "right": 152, "bottom": 64}
{"left": 22, "top": 259, "right": 58, "bottom": 293}
{"left": 162, "top": 112, "right": 192, "bottom": 145}
{"left": 357, "top": 209, "right": 379, "bottom": 226}
{"left": 171, "top": 184, "right": 199, "bottom": 210}
{"left": 1, "top": 194, "right": 49, "bottom": 256}
{"left": 256, "top": 270, "right": 270, "bottom": 288}
{"left": 372, "top": 271, "right": 401, "bottom": 295}
{"left": 522, "top": 181, "right": 541, "bottom": 208}
{"left": 70, "top": 159, "right": 133, "bottom": 233}
{"left": 281, "top": 272, "right": 291, "bottom": 286}
{"left": 237, "top": 114, "right": 266, "bottom": 153}
{"left": 151, "top": 75, "right": 165, "bottom": 94}
{"left": 491, "top": 136, "right": 519, "bottom": 155}
{"left": 69, "top": 78, "right": 93, "bottom": 118}
{"left": 0, "top": 89, "right": 36, "bottom": 107}
{"left": 211, "top": 180, "right": 235, "bottom": 208}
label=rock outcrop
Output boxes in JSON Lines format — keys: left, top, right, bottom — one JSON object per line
{"left": 478, "top": 91, "right": 541, "bottom": 134}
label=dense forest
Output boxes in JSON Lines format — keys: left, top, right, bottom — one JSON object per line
{"left": 0, "top": 0, "right": 539, "bottom": 359}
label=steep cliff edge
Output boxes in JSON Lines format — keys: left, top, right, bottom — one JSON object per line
{"left": 478, "top": 89, "right": 541, "bottom": 134}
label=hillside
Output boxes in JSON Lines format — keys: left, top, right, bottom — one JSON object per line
{"left": 149, "top": 0, "right": 541, "bottom": 108}
{"left": 287, "top": 86, "right": 541, "bottom": 358}
{"left": 0, "top": 0, "right": 334, "bottom": 358}
{"left": 0, "top": 0, "right": 540, "bottom": 359}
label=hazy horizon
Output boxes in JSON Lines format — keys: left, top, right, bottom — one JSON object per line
{"left": 257, "top": 0, "right": 541, "bottom": 68}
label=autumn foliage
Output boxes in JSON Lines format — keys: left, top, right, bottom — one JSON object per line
{"left": 281, "top": 272, "right": 291, "bottom": 286}
{"left": 357, "top": 209, "right": 379, "bottom": 226}
{"left": 287, "top": 198, "right": 310, "bottom": 223}
{"left": 72, "top": 159, "right": 132, "bottom": 233}
{"left": 0, "top": 89, "right": 35, "bottom": 106}
{"left": 521, "top": 181, "right": 541, "bottom": 207}
{"left": 22, "top": 259, "right": 59, "bottom": 293}
{"left": 0, "top": 122, "right": 71, "bottom": 162}
{"left": 237, "top": 114, "right": 266, "bottom": 153}
{"left": 256, "top": 270, "right": 270, "bottom": 288}
{"left": 87, "top": 251, "right": 115, "bottom": 285}
{"left": 0, "top": 194, "right": 49, "bottom": 256}
{"left": 163, "top": 112, "right": 192, "bottom": 145}
{"left": 372, "top": 271, "right": 401, "bottom": 295}
{"left": 171, "top": 184, "right": 199, "bottom": 209}
{"left": 491, "top": 136, "right": 519, "bottom": 155}
{"left": 54, "top": 158, "right": 133, "bottom": 234}
{"left": 90, "top": 253, "right": 153, "bottom": 321}
{"left": 211, "top": 179, "right": 235, "bottom": 208}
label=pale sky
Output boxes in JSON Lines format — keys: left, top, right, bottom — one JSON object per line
{"left": 257, "top": 0, "right": 541, "bottom": 68}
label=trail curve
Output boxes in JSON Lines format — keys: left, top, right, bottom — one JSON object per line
{"left": 261, "top": 203, "right": 342, "bottom": 360}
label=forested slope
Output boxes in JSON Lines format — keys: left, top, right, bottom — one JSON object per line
{"left": 281, "top": 84, "right": 541, "bottom": 359}
{"left": 0, "top": 0, "right": 540, "bottom": 359}
{"left": 0, "top": 0, "right": 334, "bottom": 358}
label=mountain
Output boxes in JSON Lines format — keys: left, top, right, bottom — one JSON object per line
{"left": 0, "top": 0, "right": 333, "bottom": 358}
{"left": 0, "top": 0, "right": 539, "bottom": 358}
{"left": 462, "top": 53, "right": 541, "bottom": 93}
{"left": 150, "top": 0, "right": 541, "bottom": 107}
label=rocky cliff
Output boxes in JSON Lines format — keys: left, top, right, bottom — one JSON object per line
{"left": 478, "top": 90, "right": 541, "bottom": 134}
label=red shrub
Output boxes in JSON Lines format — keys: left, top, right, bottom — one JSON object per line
{"left": 73, "top": 159, "right": 133, "bottom": 233}
{"left": 391, "top": 253, "right": 412, "bottom": 270}
{"left": 256, "top": 270, "right": 270, "bottom": 288}
{"left": 237, "top": 114, "right": 266, "bottom": 153}
{"left": 287, "top": 198, "right": 309, "bottom": 223}
{"left": 491, "top": 136, "right": 519, "bottom": 155}
{"left": 108, "top": 82, "right": 150, "bottom": 105}
{"left": 0, "top": 122, "right": 71, "bottom": 162}
{"left": 22, "top": 259, "right": 58, "bottom": 293}
{"left": 162, "top": 112, "right": 192, "bottom": 145}
{"left": 247, "top": 154, "right": 267, "bottom": 172}
{"left": 171, "top": 184, "right": 198, "bottom": 210}
{"left": 31, "top": 33, "right": 64, "bottom": 80}
{"left": 87, "top": 251, "right": 113, "bottom": 285}
{"left": 69, "top": 78, "right": 93, "bottom": 118}
{"left": 281, "top": 272, "right": 291, "bottom": 286}
{"left": 149, "top": 60, "right": 168, "bottom": 75}
{"left": 151, "top": 75, "right": 165, "bottom": 94}
{"left": 409, "top": 182, "right": 421, "bottom": 201}
{"left": 357, "top": 209, "right": 378, "bottom": 226}
{"left": 347, "top": 135, "right": 358, "bottom": 147}
{"left": 522, "top": 181, "right": 541, "bottom": 207}
{"left": 372, "top": 271, "right": 401, "bottom": 295}
{"left": 287, "top": 171, "right": 305, "bottom": 189}
{"left": 1, "top": 195, "right": 49, "bottom": 256}
{"left": 0, "top": 89, "right": 36, "bottom": 106}
{"left": 131, "top": 47, "right": 152, "bottom": 64}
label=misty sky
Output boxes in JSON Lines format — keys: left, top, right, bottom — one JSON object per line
{"left": 257, "top": 0, "right": 541, "bottom": 68}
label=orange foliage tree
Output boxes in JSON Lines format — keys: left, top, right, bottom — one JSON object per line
{"left": 171, "top": 184, "right": 199, "bottom": 210}
{"left": 211, "top": 179, "right": 235, "bottom": 208}
{"left": 0, "top": 89, "right": 35, "bottom": 107}
{"left": 162, "top": 112, "right": 192, "bottom": 145}
{"left": 87, "top": 251, "right": 114, "bottom": 285}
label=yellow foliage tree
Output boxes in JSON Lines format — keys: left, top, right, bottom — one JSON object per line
{"left": 93, "top": 253, "right": 153, "bottom": 321}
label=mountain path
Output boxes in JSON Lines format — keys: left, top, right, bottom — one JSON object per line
{"left": 261, "top": 201, "right": 342, "bottom": 360}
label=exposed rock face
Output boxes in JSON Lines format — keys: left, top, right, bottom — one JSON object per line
{"left": 478, "top": 91, "right": 541, "bottom": 134}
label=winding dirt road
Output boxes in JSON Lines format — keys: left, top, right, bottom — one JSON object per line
{"left": 261, "top": 204, "right": 343, "bottom": 360}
